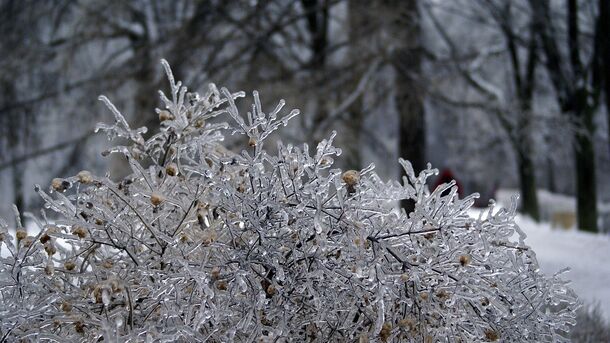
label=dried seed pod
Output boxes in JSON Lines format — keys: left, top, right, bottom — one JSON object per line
{"left": 341, "top": 170, "right": 360, "bottom": 193}
{"left": 77, "top": 170, "right": 93, "bottom": 184}
{"left": 16, "top": 229, "right": 27, "bottom": 241}
{"left": 379, "top": 323, "right": 392, "bottom": 342}
{"left": 194, "top": 118, "right": 205, "bottom": 128}
{"left": 166, "top": 163, "right": 178, "bottom": 176}
{"left": 398, "top": 317, "right": 416, "bottom": 331}
{"left": 150, "top": 193, "right": 164, "bottom": 206}
{"left": 459, "top": 254, "right": 471, "bottom": 266}
{"left": 74, "top": 320, "right": 85, "bottom": 334}
{"left": 44, "top": 243, "right": 57, "bottom": 256}
{"left": 179, "top": 233, "right": 189, "bottom": 243}
{"left": 64, "top": 261, "right": 76, "bottom": 271}
{"left": 71, "top": 225, "right": 87, "bottom": 239}
{"left": 484, "top": 329, "right": 499, "bottom": 341}
{"left": 60, "top": 301, "right": 72, "bottom": 312}
{"left": 211, "top": 266, "right": 221, "bottom": 281}
{"left": 159, "top": 110, "right": 174, "bottom": 122}
{"left": 40, "top": 233, "right": 51, "bottom": 244}
{"left": 51, "top": 178, "right": 66, "bottom": 192}
{"left": 217, "top": 280, "right": 228, "bottom": 291}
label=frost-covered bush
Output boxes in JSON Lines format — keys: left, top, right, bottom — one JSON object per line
{"left": 0, "top": 61, "right": 577, "bottom": 342}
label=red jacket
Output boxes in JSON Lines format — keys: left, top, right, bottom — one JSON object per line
{"left": 433, "top": 169, "right": 463, "bottom": 198}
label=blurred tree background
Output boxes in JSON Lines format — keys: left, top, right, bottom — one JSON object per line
{"left": 1, "top": 0, "right": 609, "bottom": 232}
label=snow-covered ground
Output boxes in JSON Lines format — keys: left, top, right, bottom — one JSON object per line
{"left": 470, "top": 206, "right": 610, "bottom": 320}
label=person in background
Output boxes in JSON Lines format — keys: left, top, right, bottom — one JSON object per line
{"left": 432, "top": 168, "right": 464, "bottom": 199}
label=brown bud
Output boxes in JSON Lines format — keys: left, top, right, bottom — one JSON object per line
{"left": 342, "top": 170, "right": 360, "bottom": 186}
{"left": 165, "top": 163, "right": 178, "bottom": 176}
{"left": 45, "top": 244, "right": 57, "bottom": 256}
{"left": 158, "top": 110, "right": 174, "bottom": 122}
{"left": 194, "top": 118, "right": 205, "bottom": 128}
{"left": 459, "top": 254, "right": 471, "bottom": 267}
{"left": 398, "top": 317, "right": 416, "bottom": 330}
{"left": 484, "top": 329, "right": 499, "bottom": 341}
{"left": 40, "top": 233, "right": 51, "bottom": 244}
{"left": 211, "top": 266, "right": 221, "bottom": 281}
{"left": 342, "top": 170, "right": 360, "bottom": 193}
{"left": 16, "top": 229, "right": 27, "bottom": 241}
{"left": 436, "top": 289, "right": 450, "bottom": 300}
{"left": 77, "top": 170, "right": 93, "bottom": 184}
{"left": 248, "top": 137, "right": 257, "bottom": 147}
{"left": 179, "top": 234, "right": 189, "bottom": 243}
{"left": 379, "top": 323, "right": 392, "bottom": 342}
{"left": 150, "top": 193, "right": 164, "bottom": 206}
{"left": 217, "top": 280, "right": 228, "bottom": 291}
{"left": 64, "top": 261, "right": 76, "bottom": 271}
{"left": 71, "top": 226, "right": 87, "bottom": 239}
{"left": 61, "top": 301, "right": 72, "bottom": 312}
{"left": 51, "top": 178, "right": 65, "bottom": 192}
{"left": 74, "top": 320, "right": 85, "bottom": 334}
{"left": 266, "top": 285, "right": 276, "bottom": 297}
{"left": 93, "top": 286, "right": 103, "bottom": 303}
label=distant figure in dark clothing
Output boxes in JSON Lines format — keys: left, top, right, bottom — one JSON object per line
{"left": 432, "top": 168, "right": 464, "bottom": 199}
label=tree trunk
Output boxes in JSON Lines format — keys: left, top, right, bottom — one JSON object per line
{"left": 598, "top": 0, "right": 610, "bottom": 156}
{"left": 517, "top": 151, "right": 540, "bottom": 221}
{"left": 574, "top": 107, "right": 598, "bottom": 232}
{"left": 531, "top": 0, "right": 600, "bottom": 231}
{"left": 387, "top": 0, "right": 425, "bottom": 212}
{"left": 340, "top": 0, "right": 367, "bottom": 170}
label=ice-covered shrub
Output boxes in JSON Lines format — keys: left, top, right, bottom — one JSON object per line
{"left": 0, "top": 61, "right": 577, "bottom": 342}
{"left": 571, "top": 303, "right": 610, "bottom": 343}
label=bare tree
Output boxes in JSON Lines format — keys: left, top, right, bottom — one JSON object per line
{"left": 530, "top": 0, "right": 605, "bottom": 231}
{"left": 423, "top": 0, "right": 544, "bottom": 220}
